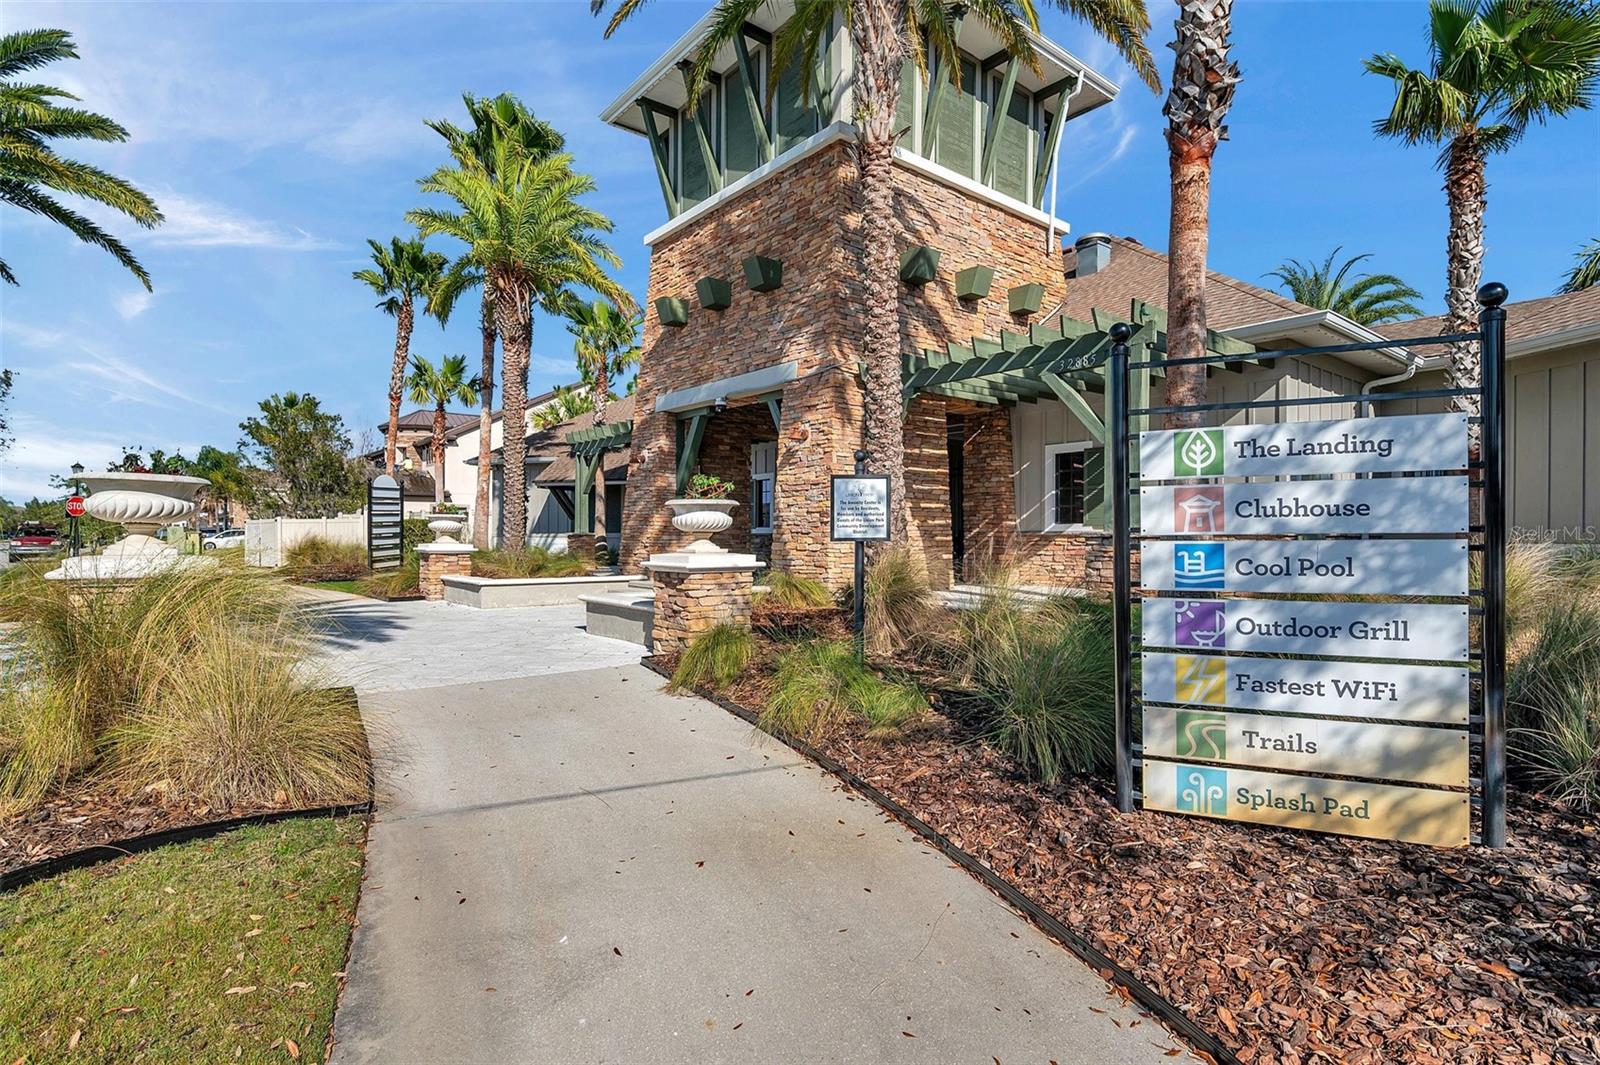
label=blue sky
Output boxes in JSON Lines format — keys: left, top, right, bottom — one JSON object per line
{"left": 3, "top": 0, "right": 1597, "bottom": 501}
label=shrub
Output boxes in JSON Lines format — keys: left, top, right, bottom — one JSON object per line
{"left": 282, "top": 536, "right": 369, "bottom": 582}
{"left": 762, "top": 640, "right": 925, "bottom": 740}
{"left": 358, "top": 556, "right": 421, "bottom": 600}
{"left": 757, "top": 570, "right": 835, "bottom": 609}
{"left": 471, "top": 545, "right": 592, "bottom": 579}
{"left": 1511, "top": 670, "right": 1600, "bottom": 812}
{"left": 685, "top": 472, "right": 734, "bottom": 499}
{"left": 957, "top": 587, "right": 1115, "bottom": 782}
{"left": 861, "top": 546, "right": 937, "bottom": 657}
{"left": 401, "top": 517, "right": 431, "bottom": 562}
{"left": 1488, "top": 538, "right": 1562, "bottom": 637}
{"left": 1552, "top": 542, "right": 1600, "bottom": 591}
{"left": 0, "top": 561, "right": 368, "bottom": 813}
{"left": 670, "top": 624, "right": 755, "bottom": 691}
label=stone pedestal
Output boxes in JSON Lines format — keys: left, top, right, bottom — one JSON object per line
{"left": 643, "top": 544, "right": 765, "bottom": 655}
{"left": 418, "top": 542, "right": 475, "bottom": 601}
{"left": 567, "top": 533, "right": 597, "bottom": 561}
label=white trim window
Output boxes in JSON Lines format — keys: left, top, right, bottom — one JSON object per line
{"left": 1043, "top": 440, "right": 1101, "bottom": 532}
{"left": 750, "top": 441, "right": 777, "bottom": 533}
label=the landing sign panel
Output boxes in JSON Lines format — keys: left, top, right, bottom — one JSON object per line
{"left": 1140, "top": 413, "right": 1468, "bottom": 479}
{"left": 1141, "top": 600, "right": 1470, "bottom": 661}
{"left": 1139, "top": 478, "right": 1468, "bottom": 536}
{"left": 1141, "top": 763, "right": 1470, "bottom": 848}
{"left": 1141, "top": 653, "right": 1470, "bottom": 724}
{"left": 1140, "top": 538, "right": 1468, "bottom": 596}
{"left": 1142, "top": 708, "right": 1468, "bottom": 787}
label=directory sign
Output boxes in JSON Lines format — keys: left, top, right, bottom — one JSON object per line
{"left": 1140, "top": 539, "right": 1468, "bottom": 596}
{"left": 1139, "top": 478, "right": 1468, "bottom": 536}
{"left": 1140, "top": 413, "right": 1468, "bottom": 479}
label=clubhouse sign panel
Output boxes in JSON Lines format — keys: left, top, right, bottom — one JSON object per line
{"left": 1136, "top": 413, "right": 1472, "bottom": 848}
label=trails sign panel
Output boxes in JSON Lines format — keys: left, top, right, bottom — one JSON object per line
{"left": 830, "top": 476, "right": 891, "bottom": 541}
{"left": 1142, "top": 708, "right": 1468, "bottom": 787}
{"left": 1142, "top": 653, "right": 1470, "bottom": 723}
{"left": 1141, "top": 412, "right": 1468, "bottom": 478}
{"left": 1140, "top": 478, "right": 1468, "bottom": 536}
{"left": 1141, "top": 763, "right": 1470, "bottom": 848}
{"left": 1141, "top": 538, "right": 1468, "bottom": 596}
{"left": 1141, "top": 600, "right": 1469, "bottom": 661}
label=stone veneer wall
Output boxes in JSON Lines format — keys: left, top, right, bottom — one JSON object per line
{"left": 418, "top": 549, "right": 472, "bottom": 600}
{"left": 958, "top": 405, "right": 1019, "bottom": 578}
{"left": 651, "top": 568, "right": 756, "bottom": 656}
{"left": 620, "top": 139, "right": 1076, "bottom": 590}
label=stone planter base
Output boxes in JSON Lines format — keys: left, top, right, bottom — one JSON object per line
{"left": 417, "top": 542, "right": 475, "bottom": 600}
{"left": 642, "top": 548, "right": 765, "bottom": 655}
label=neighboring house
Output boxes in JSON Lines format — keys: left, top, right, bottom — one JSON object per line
{"left": 365, "top": 385, "right": 573, "bottom": 532}
{"left": 1376, "top": 285, "right": 1600, "bottom": 541}
{"left": 597, "top": 5, "right": 1465, "bottom": 592}
{"left": 474, "top": 396, "right": 634, "bottom": 554}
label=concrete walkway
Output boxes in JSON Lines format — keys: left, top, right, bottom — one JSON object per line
{"left": 324, "top": 601, "right": 1180, "bottom": 1063}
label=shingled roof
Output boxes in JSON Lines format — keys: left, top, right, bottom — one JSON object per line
{"left": 1377, "top": 285, "right": 1600, "bottom": 354}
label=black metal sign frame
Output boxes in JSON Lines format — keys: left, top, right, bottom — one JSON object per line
{"left": 367, "top": 474, "right": 403, "bottom": 572}
{"left": 1108, "top": 283, "right": 1509, "bottom": 847}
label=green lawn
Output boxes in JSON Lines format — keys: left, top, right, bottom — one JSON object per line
{"left": 306, "top": 579, "right": 369, "bottom": 596}
{"left": 1, "top": 816, "right": 366, "bottom": 1063}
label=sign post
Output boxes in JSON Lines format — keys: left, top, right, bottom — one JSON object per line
{"left": 830, "top": 450, "right": 890, "bottom": 657}
{"left": 1111, "top": 285, "right": 1508, "bottom": 848}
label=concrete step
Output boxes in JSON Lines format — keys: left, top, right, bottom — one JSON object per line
{"left": 581, "top": 591, "right": 653, "bottom": 649}
{"left": 627, "top": 578, "right": 654, "bottom": 591}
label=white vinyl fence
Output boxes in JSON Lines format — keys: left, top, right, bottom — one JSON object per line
{"left": 245, "top": 514, "right": 366, "bottom": 568}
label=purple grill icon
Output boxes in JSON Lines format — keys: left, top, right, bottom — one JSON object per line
{"left": 1174, "top": 601, "right": 1226, "bottom": 650}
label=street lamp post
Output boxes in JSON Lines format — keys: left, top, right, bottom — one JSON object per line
{"left": 69, "top": 461, "right": 84, "bottom": 556}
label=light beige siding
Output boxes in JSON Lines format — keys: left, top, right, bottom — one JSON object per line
{"left": 1503, "top": 342, "right": 1600, "bottom": 539}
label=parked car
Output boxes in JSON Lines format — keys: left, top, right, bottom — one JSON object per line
{"left": 203, "top": 528, "right": 246, "bottom": 551}
{"left": 6, "top": 522, "right": 64, "bottom": 561}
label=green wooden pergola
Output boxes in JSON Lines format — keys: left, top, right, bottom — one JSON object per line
{"left": 564, "top": 420, "right": 633, "bottom": 531}
{"left": 900, "top": 299, "right": 1261, "bottom": 525}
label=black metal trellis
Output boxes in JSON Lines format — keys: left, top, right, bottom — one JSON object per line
{"left": 1108, "top": 284, "right": 1510, "bottom": 848}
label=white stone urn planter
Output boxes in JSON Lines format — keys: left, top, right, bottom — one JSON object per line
{"left": 48, "top": 472, "right": 213, "bottom": 581}
{"left": 665, "top": 497, "right": 737, "bottom": 552}
{"left": 425, "top": 509, "right": 468, "bottom": 543}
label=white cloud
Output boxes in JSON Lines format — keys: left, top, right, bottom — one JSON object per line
{"left": 115, "top": 289, "right": 155, "bottom": 319}
{"left": 4, "top": 316, "right": 238, "bottom": 416}
{"left": 147, "top": 194, "right": 339, "bottom": 251}
{"left": 1, "top": 419, "right": 202, "bottom": 502}
{"left": 1066, "top": 123, "right": 1141, "bottom": 191}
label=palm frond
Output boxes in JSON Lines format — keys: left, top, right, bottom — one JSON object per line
{"left": 1560, "top": 236, "right": 1600, "bottom": 293}
{"left": 0, "top": 178, "right": 150, "bottom": 288}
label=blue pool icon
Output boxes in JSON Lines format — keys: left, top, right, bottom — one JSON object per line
{"left": 1173, "top": 542, "right": 1224, "bottom": 590}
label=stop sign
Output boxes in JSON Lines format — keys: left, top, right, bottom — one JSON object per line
{"left": 66, "top": 496, "right": 86, "bottom": 518}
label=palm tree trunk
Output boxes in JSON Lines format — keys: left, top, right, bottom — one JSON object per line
{"left": 1163, "top": 0, "right": 1238, "bottom": 430}
{"left": 474, "top": 287, "right": 496, "bottom": 548}
{"left": 386, "top": 300, "right": 415, "bottom": 473}
{"left": 432, "top": 403, "right": 447, "bottom": 505}
{"left": 592, "top": 364, "right": 608, "bottom": 542}
{"left": 851, "top": 0, "right": 910, "bottom": 540}
{"left": 493, "top": 271, "right": 532, "bottom": 547}
{"left": 1443, "top": 131, "right": 1486, "bottom": 416}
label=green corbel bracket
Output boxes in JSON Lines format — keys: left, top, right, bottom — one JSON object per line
{"left": 638, "top": 99, "right": 678, "bottom": 218}
{"left": 573, "top": 451, "right": 598, "bottom": 531}
{"left": 763, "top": 394, "right": 782, "bottom": 429}
{"left": 1031, "top": 73, "right": 1080, "bottom": 208}
{"left": 919, "top": 9, "right": 965, "bottom": 157}
{"left": 981, "top": 56, "right": 1020, "bottom": 184}
{"left": 676, "top": 411, "right": 709, "bottom": 494}
{"left": 1039, "top": 371, "right": 1106, "bottom": 444}
{"left": 678, "top": 65, "right": 723, "bottom": 194}
{"left": 734, "top": 29, "right": 773, "bottom": 164}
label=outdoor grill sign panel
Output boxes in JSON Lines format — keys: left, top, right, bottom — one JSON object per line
{"left": 1134, "top": 412, "right": 1473, "bottom": 848}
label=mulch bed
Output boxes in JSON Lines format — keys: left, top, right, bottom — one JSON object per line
{"left": 666, "top": 644, "right": 1600, "bottom": 1065}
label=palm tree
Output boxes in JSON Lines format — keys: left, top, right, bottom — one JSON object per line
{"left": 426, "top": 93, "right": 566, "bottom": 548}
{"left": 408, "top": 141, "right": 630, "bottom": 548}
{"left": 565, "top": 297, "right": 642, "bottom": 539}
{"left": 1266, "top": 248, "right": 1425, "bottom": 325}
{"left": 406, "top": 354, "right": 482, "bottom": 506}
{"left": 1163, "top": 0, "right": 1240, "bottom": 428}
{"left": 1367, "top": 0, "right": 1600, "bottom": 409}
{"left": 0, "top": 29, "right": 162, "bottom": 288}
{"left": 531, "top": 385, "right": 598, "bottom": 430}
{"left": 353, "top": 237, "right": 449, "bottom": 475}
{"left": 1560, "top": 237, "right": 1600, "bottom": 293}
{"left": 595, "top": 0, "right": 1158, "bottom": 536}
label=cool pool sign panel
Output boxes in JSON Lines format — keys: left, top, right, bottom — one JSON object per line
{"left": 1141, "top": 763, "right": 1470, "bottom": 848}
{"left": 1141, "top": 600, "right": 1470, "bottom": 661}
{"left": 1140, "top": 538, "right": 1469, "bottom": 596}
{"left": 1141, "top": 708, "right": 1468, "bottom": 787}
{"left": 1139, "top": 477, "right": 1468, "bottom": 536}
{"left": 1140, "top": 412, "right": 1468, "bottom": 478}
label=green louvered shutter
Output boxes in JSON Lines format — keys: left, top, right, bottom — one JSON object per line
{"left": 775, "top": 57, "right": 820, "bottom": 154}
{"left": 724, "top": 62, "right": 761, "bottom": 183}
{"left": 992, "top": 87, "right": 1033, "bottom": 201}
{"left": 1082, "top": 446, "right": 1108, "bottom": 528}
{"left": 894, "top": 59, "right": 917, "bottom": 144}
{"left": 934, "top": 58, "right": 977, "bottom": 178}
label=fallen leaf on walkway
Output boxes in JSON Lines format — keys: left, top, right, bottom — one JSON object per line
{"left": 458, "top": 898, "right": 466, "bottom": 905}
{"left": 695, "top": 861, "right": 704, "bottom": 868}
{"left": 901, "top": 1031, "right": 916, "bottom": 1038}
{"left": 613, "top": 947, "right": 622, "bottom": 957}
{"left": 745, "top": 989, "right": 753, "bottom": 996}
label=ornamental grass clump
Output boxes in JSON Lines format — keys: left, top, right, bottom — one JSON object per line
{"left": 861, "top": 546, "right": 939, "bottom": 657}
{"left": 757, "top": 570, "right": 835, "bottom": 609}
{"left": 762, "top": 639, "right": 926, "bottom": 740}
{"left": 471, "top": 545, "right": 592, "bottom": 579}
{"left": 282, "top": 536, "right": 369, "bottom": 582}
{"left": 670, "top": 624, "right": 755, "bottom": 692}
{"left": 958, "top": 586, "right": 1115, "bottom": 782}
{"left": 358, "top": 555, "right": 421, "bottom": 599}
{"left": 0, "top": 561, "right": 368, "bottom": 813}
{"left": 1507, "top": 590, "right": 1600, "bottom": 810}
